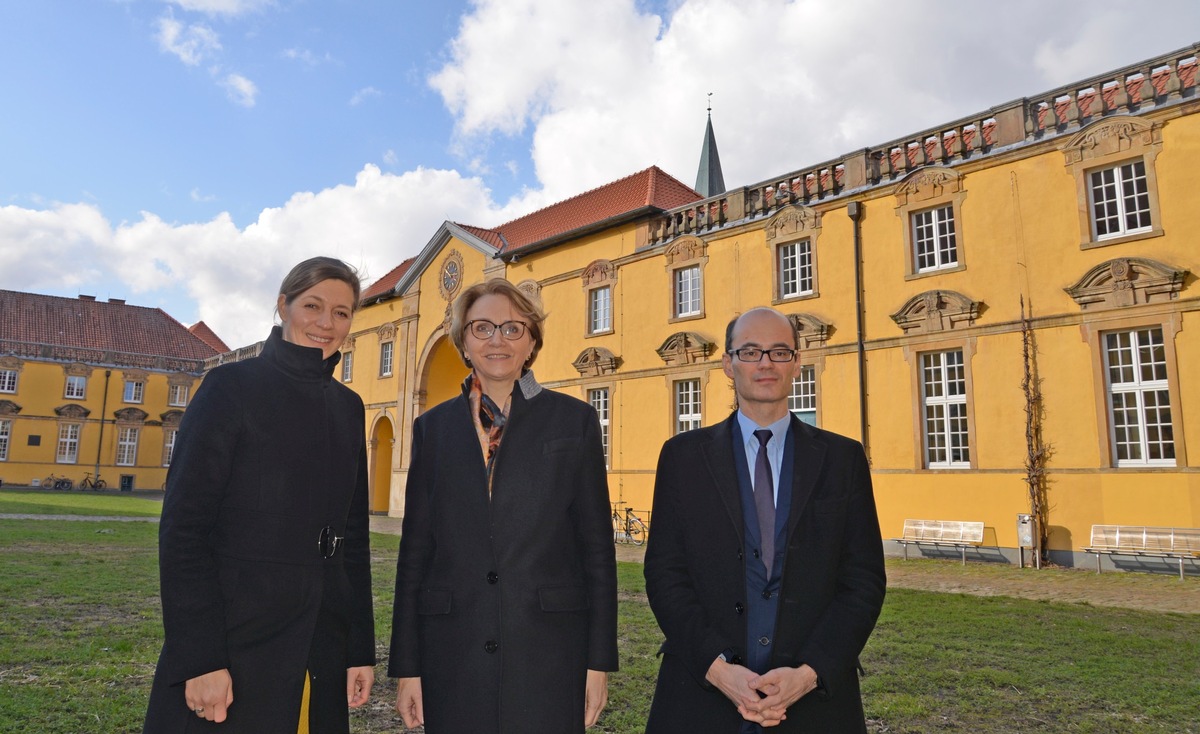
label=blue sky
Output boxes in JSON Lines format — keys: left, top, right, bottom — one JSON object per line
{"left": 2, "top": 0, "right": 1197, "bottom": 348}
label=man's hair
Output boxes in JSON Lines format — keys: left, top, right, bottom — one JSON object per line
{"left": 724, "top": 308, "right": 799, "bottom": 352}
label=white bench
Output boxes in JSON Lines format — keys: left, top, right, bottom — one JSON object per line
{"left": 1082, "top": 525, "right": 1200, "bottom": 580}
{"left": 892, "top": 519, "right": 985, "bottom": 565}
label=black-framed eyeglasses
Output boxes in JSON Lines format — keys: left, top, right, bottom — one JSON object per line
{"left": 466, "top": 319, "right": 529, "bottom": 341}
{"left": 728, "top": 347, "right": 797, "bottom": 363}
{"left": 318, "top": 525, "right": 343, "bottom": 559}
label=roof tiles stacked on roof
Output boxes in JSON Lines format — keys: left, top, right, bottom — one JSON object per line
{"left": 0, "top": 290, "right": 225, "bottom": 371}
{"left": 361, "top": 258, "right": 416, "bottom": 303}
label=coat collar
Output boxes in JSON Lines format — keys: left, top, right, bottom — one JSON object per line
{"left": 260, "top": 325, "right": 339, "bottom": 383}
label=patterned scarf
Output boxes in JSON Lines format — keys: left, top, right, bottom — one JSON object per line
{"left": 469, "top": 374, "right": 510, "bottom": 493}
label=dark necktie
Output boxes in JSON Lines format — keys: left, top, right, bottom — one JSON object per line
{"left": 753, "top": 429, "right": 776, "bottom": 577}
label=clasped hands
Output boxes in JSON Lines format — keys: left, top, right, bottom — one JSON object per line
{"left": 706, "top": 658, "right": 819, "bottom": 727}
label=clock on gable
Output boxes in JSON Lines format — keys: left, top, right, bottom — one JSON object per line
{"left": 438, "top": 250, "right": 464, "bottom": 301}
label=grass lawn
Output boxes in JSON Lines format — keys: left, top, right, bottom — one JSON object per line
{"left": 0, "top": 488, "right": 163, "bottom": 517}
{"left": 1, "top": 498, "right": 1197, "bottom": 733}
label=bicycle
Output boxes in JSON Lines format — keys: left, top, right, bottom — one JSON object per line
{"left": 79, "top": 472, "right": 107, "bottom": 490}
{"left": 42, "top": 473, "right": 74, "bottom": 491}
{"left": 611, "top": 502, "right": 647, "bottom": 546}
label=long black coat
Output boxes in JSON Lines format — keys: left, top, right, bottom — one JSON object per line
{"left": 388, "top": 372, "right": 618, "bottom": 734}
{"left": 144, "top": 328, "right": 376, "bottom": 733}
{"left": 644, "top": 413, "right": 886, "bottom": 734}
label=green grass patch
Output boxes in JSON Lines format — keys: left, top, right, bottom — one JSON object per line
{"left": 0, "top": 488, "right": 163, "bottom": 517}
{"left": 1, "top": 517, "right": 1197, "bottom": 733}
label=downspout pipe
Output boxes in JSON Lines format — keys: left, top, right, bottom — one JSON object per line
{"left": 847, "top": 201, "right": 869, "bottom": 459}
{"left": 94, "top": 369, "right": 111, "bottom": 478}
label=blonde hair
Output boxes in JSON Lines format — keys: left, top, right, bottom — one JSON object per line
{"left": 450, "top": 279, "right": 546, "bottom": 367}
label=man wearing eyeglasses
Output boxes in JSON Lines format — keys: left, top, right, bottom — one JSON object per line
{"left": 644, "top": 307, "right": 886, "bottom": 733}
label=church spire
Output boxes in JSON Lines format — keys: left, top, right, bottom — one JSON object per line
{"left": 694, "top": 93, "right": 726, "bottom": 197}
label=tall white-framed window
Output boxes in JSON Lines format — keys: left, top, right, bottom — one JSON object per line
{"left": 163, "top": 429, "right": 178, "bottom": 467}
{"left": 921, "top": 349, "right": 970, "bottom": 468}
{"left": 0, "top": 419, "right": 10, "bottom": 461}
{"left": 116, "top": 427, "right": 139, "bottom": 467}
{"left": 168, "top": 384, "right": 189, "bottom": 407}
{"left": 123, "top": 380, "right": 144, "bottom": 404}
{"left": 0, "top": 369, "right": 17, "bottom": 393}
{"left": 589, "top": 286, "right": 612, "bottom": 335}
{"left": 341, "top": 351, "right": 354, "bottom": 382}
{"left": 57, "top": 423, "right": 81, "bottom": 464}
{"left": 588, "top": 387, "right": 611, "bottom": 468}
{"left": 778, "top": 239, "right": 814, "bottom": 299}
{"left": 1104, "top": 327, "right": 1174, "bottom": 466}
{"left": 673, "top": 265, "right": 702, "bottom": 318}
{"left": 1089, "top": 160, "right": 1153, "bottom": 241}
{"left": 912, "top": 204, "right": 958, "bottom": 273}
{"left": 379, "top": 342, "right": 394, "bottom": 377}
{"left": 788, "top": 366, "right": 817, "bottom": 426}
{"left": 64, "top": 375, "right": 87, "bottom": 400}
{"left": 674, "top": 379, "right": 702, "bottom": 435}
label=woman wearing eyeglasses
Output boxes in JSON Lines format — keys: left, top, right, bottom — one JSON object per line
{"left": 144, "top": 257, "right": 375, "bottom": 733}
{"left": 389, "top": 279, "right": 617, "bottom": 733}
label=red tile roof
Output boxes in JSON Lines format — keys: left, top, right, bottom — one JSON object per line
{"left": 458, "top": 166, "right": 701, "bottom": 254}
{"left": 361, "top": 258, "right": 415, "bottom": 303}
{"left": 0, "top": 290, "right": 224, "bottom": 371}
{"left": 188, "top": 321, "right": 230, "bottom": 353}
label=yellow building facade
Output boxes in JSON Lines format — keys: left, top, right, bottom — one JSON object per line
{"left": 0, "top": 293, "right": 225, "bottom": 491}
{"left": 354, "top": 45, "right": 1199, "bottom": 568}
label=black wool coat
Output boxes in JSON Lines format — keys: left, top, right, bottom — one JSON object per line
{"left": 144, "top": 327, "right": 376, "bottom": 734}
{"left": 644, "top": 413, "right": 886, "bottom": 734}
{"left": 388, "top": 372, "right": 619, "bottom": 734}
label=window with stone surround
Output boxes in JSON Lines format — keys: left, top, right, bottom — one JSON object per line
{"left": 788, "top": 366, "right": 817, "bottom": 426}
{"left": 0, "top": 419, "right": 10, "bottom": 461}
{"left": 163, "top": 428, "right": 177, "bottom": 467}
{"left": 582, "top": 260, "right": 617, "bottom": 337}
{"left": 116, "top": 427, "right": 139, "bottom": 466}
{"left": 588, "top": 387, "right": 611, "bottom": 468}
{"left": 664, "top": 237, "right": 707, "bottom": 322}
{"left": 1062, "top": 117, "right": 1163, "bottom": 249}
{"left": 894, "top": 167, "right": 967, "bottom": 279}
{"left": 919, "top": 348, "right": 972, "bottom": 469}
{"left": 589, "top": 286, "right": 612, "bottom": 334}
{"left": 1103, "top": 327, "right": 1175, "bottom": 467}
{"left": 168, "top": 384, "right": 189, "bottom": 407}
{"left": 777, "top": 239, "right": 814, "bottom": 299}
{"left": 380, "top": 341, "right": 394, "bottom": 377}
{"left": 674, "top": 379, "right": 702, "bottom": 435}
{"left": 123, "top": 380, "right": 144, "bottom": 404}
{"left": 341, "top": 351, "right": 353, "bottom": 382}
{"left": 766, "top": 206, "right": 822, "bottom": 304}
{"left": 57, "top": 423, "right": 80, "bottom": 464}
{"left": 65, "top": 375, "right": 87, "bottom": 400}
{"left": 0, "top": 369, "right": 17, "bottom": 394}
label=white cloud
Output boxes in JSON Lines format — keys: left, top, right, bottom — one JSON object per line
{"left": 1, "top": 166, "right": 504, "bottom": 349}
{"left": 221, "top": 73, "right": 258, "bottom": 107}
{"left": 156, "top": 14, "right": 221, "bottom": 66}
{"left": 430, "top": 0, "right": 1200, "bottom": 201}
{"left": 349, "top": 86, "right": 382, "bottom": 106}
{"left": 283, "top": 47, "right": 334, "bottom": 66}
{"left": 190, "top": 188, "right": 217, "bottom": 202}
{"left": 166, "top": 0, "right": 274, "bottom": 17}
{"left": 382, "top": 150, "right": 399, "bottom": 166}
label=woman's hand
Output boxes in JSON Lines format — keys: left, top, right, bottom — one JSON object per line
{"left": 584, "top": 669, "right": 608, "bottom": 728}
{"left": 184, "top": 668, "right": 234, "bottom": 722}
{"left": 395, "top": 676, "right": 424, "bottom": 729}
{"left": 346, "top": 665, "right": 374, "bottom": 708}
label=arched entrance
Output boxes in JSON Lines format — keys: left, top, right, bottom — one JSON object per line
{"left": 370, "top": 416, "right": 394, "bottom": 513}
{"left": 420, "top": 335, "right": 469, "bottom": 412}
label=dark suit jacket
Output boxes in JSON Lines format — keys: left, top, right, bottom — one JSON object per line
{"left": 644, "top": 412, "right": 886, "bottom": 734}
{"left": 144, "top": 328, "right": 376, "bottom": 733}
{"left": 388, "top": 372, "right": 618, "bottom": 734}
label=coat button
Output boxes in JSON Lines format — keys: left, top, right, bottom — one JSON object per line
{"left": 484, "top": 640, "right": 498, "bottom": 653}
{"left": 731, "top": 655, "right": 744, "bottom": 665}
{"left": 734, "top": 602, "right": 744, "bottom": 615}
{"left": 758, "top": 636, "right": 770, "bottom": 647}
{"left": 753, "top": 549, "right": 760, "bottom": 559}
{"left": 486, "top": 572, "right": 499, "bottom": 584}
{"left": 737, "top": 550, "right": 743, "bottom": 560}
{"left": 761, "top": 590, "right": 772, "bottom": 600}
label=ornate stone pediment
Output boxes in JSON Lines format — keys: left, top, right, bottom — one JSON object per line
{"left": 891, "top": 291, "right": 981, "bottom": 334}
{"left": 0, "top": 399, "right": 21, "bottom": 416}
{"left": 581, "top": 260, "right": 617, "bottom": 287}
{"left": 168, "top": 372, "right": 197, "bottom": 387}
{"left": 1062, "top": 117, "right": 1161, "bottom": 166}
{"left": 656, "top": 332, "right": 714, "bottom": 365}
{"left": 0, "top": 356, "right": 23, "bottom": 371}
{"left": 55, "top": 404, "right": 91, "bottom": 419}
{"left": 63, "top": 362, "right": 93, "bottom": 377}
{"left": 160, "top": 410, "right": 185, "bottom": 427}
{"left": 894, "top": 167, "right": 963, "bottom": 207}
{"left": 572, "top": 347, "right": 621, "bottom": 377}
{"left": 786, "top": 313, "right": 832, "bottom": 349}
{"left": 1065, "top": 258, "right": 1187, "bottom": 310}
{"left": 516, "top": 279, "right": 542, "bottom": 303}
{"left": 664, "top": 236, "right": 707, "bottom": 266}
{"left": 378, "top": 323, "right": 397, "bottom": 342}
{"left": 122, "top": 368, "right": 148, "bottom": 381}
{"left": 765, "top": 206, "right": 820, "bottom": 243}
{"left": 114, "top": 407, "right": 149, "bottom": 423}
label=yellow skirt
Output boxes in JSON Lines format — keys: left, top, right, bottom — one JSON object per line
{"left": 297, "top": 671, "right": 311, "bottom": 734}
